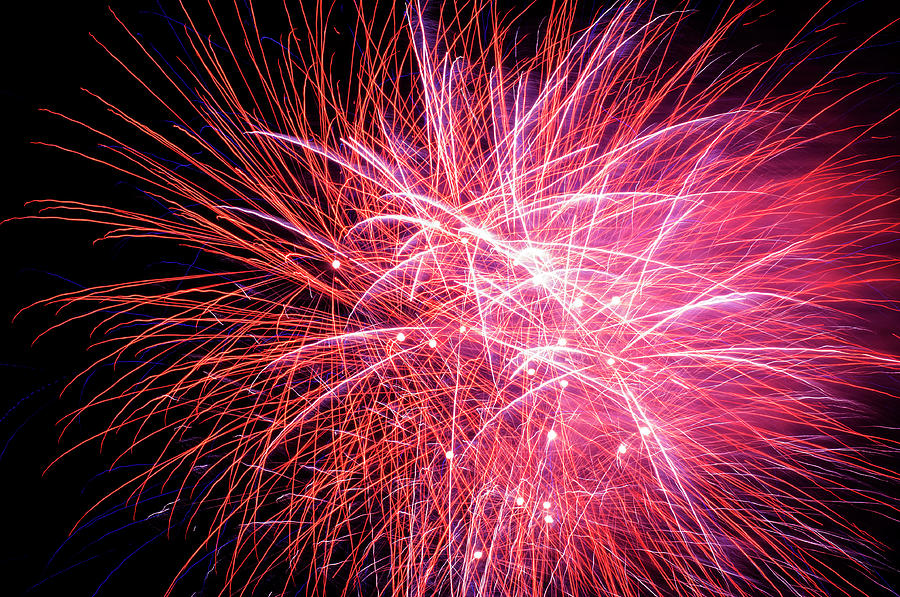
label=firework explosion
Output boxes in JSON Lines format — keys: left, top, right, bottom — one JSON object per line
{"left": 21, "top": 0, "right": 900, "bottom": 595}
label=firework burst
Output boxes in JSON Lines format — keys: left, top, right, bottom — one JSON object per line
{"left": 20, "top": 0, "right": 900, "bottom": 595}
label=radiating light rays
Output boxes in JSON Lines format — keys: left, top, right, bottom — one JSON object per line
{"left": 24, "top": 0, "right": 900, "bottom": 596}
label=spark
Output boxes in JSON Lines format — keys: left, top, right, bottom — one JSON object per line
{"left": 34, "top": 1, "right": 900, "bottom": 596}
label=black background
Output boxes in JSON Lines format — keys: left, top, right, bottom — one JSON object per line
{"left": 2, "top": 1, "right": 899, "bottom": 596}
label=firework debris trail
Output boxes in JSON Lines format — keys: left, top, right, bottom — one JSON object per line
{"left": 16, "top": 0, "right": 900, "bottom": 595}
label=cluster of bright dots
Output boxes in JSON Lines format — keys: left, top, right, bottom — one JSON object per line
{"left": 351, "top": 257, "right": 644, "bottom": 565}
{"left": 471, "top": 498, "right": 560, "bottom": 560}
{"left": 344, "top": 257, "right": 625, "bottom": 374}
{"left": 393, "top": 331, "right": 441, "bottom": 349}
{"left": 460, "top": 415, "right": 653, "bottom": 559}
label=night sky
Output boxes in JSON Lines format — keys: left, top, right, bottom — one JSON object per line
{"left": 2, "top": 1, "right": 899, "bottom": 596}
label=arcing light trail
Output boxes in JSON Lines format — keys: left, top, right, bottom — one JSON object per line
{"left": 23, "top": 0, "right": 900, "bottom": 595}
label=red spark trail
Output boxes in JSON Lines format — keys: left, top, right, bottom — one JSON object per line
{"left": 19, "top": 1, "right": 900, "bottom": 595}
